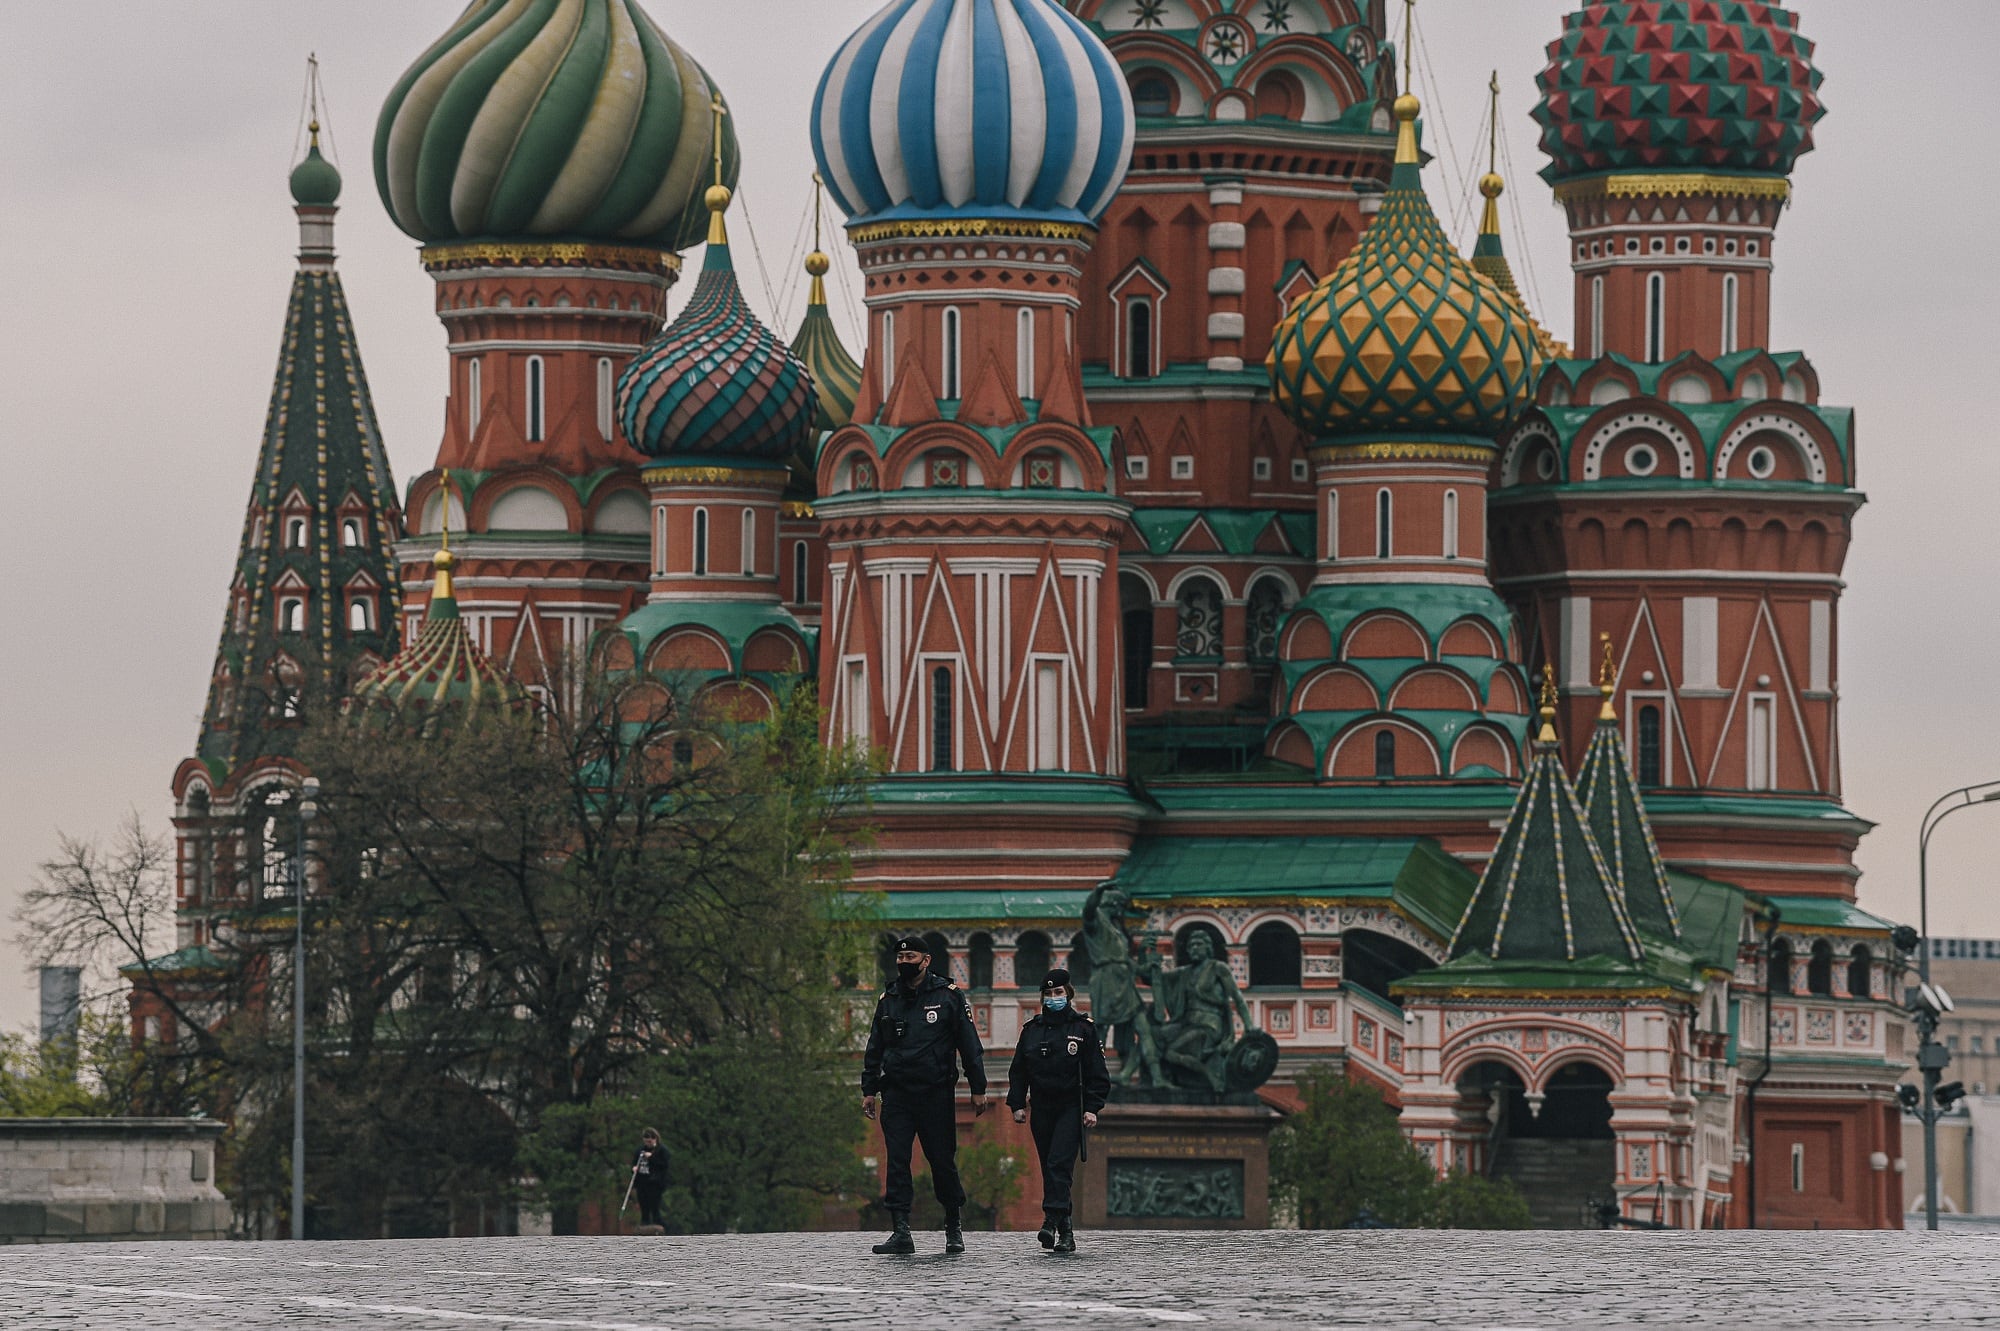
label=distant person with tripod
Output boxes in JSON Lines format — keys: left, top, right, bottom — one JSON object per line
{"left": 629, "top": 1128, "right": 668, "bottom": 1229}
{"left": 1008, "top": 968, "right": 1110, "bottom": 1253}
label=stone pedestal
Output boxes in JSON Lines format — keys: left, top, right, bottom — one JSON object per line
{"left": 1075, "top": 1097, "right": 1282, "bottom": 1230}
{"left": 0, "top": 1118, "right": 229, "bottom": 1243}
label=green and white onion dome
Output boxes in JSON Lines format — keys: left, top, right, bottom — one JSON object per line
{"left": 374, "top": 0, "right": 739, "bottom": 250}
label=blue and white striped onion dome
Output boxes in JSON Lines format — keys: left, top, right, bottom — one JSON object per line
{"left": 812, "top": 0, "right": 1135, "bottom": 230}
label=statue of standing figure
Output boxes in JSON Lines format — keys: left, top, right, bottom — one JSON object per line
{"left": 1080, "top": 883, "right": 1167, "bottom": 1088}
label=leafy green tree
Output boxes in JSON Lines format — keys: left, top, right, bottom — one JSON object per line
{"left": 1270, "top": 1068, "right": 1438, "bottom": 1228}
{"left": 1425, "top": 1168, "right": 1531, "bottom": 1229}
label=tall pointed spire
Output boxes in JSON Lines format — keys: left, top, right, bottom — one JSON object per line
{"left": 1449, "top": 667, "right": 1644, "bottom": 964}
{"left": 1576, "top": 634, "right": 1683, "bottom": 939}
{"left": 1467, "top": 71, "right": 1569, "bottom": 361}
{"left": 792, "top": 174, "right": 862, "bottom": 439}
{"left": 197, "top": 62, "right": 401, "bottom": 774}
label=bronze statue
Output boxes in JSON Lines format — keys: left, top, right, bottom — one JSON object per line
{"left": 1079, "top": 883, "right": 1166, "bottom": 1088}
{"left": 1146, "top": 930, "right": 1256, "bottom": 1094}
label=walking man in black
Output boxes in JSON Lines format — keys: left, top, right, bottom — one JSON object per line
{"left": 1008, "top": 968, "right": 1110, "bottom": 1253}
{"left": 862, "top": 936, "right": 989, "bottom": 1255}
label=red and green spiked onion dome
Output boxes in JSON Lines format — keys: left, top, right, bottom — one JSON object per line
{"left": 1532, "top": 0, "right": 1825, "bottom": 184}
{"left": 615, "top": 193, "right": 819, "bottom": 463}
{"left": 1268, "top": 96, "right": 1540, "bottom": 440}
{"left": 374, "top": 0, "right": 738, "bottom": 250}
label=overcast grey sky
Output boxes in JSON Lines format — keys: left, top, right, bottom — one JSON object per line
{"left": 2, "top": 2, "right": 1995, "bottom": 1034}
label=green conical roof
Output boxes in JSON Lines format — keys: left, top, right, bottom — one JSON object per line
{"left": 1449, "top": 676, "right": 1643, "bottom": 964}
{"left": 197, "top": 179, "right": 401, "bottom": 775}
{"left": 1575, "top": 649, "right": 1681, "bottom": 941}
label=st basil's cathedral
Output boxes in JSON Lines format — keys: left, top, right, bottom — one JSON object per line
{"left": 156, "top": 0, "right": 1906, "bottom": 1230}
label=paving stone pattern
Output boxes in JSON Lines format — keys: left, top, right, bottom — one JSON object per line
{"left": 0, "top": 1229, "right": 1993, "bottom": 1329}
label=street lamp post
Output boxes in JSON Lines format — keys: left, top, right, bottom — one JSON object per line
{"left": 292, "top": 776, "right": 320, "bottom": 1241}
{"left": 1912, "top": 782, "right": 2000, "bottom": 1232}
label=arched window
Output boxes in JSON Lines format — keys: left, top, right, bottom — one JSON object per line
{"left": 596, "top": 357, "right": 614, "bottom": 440}
{"left": 285, "top": 516, "right": 308, "bottom": 549}
{"left": 1442, "top": 489, "right": 1459, "bottom": 559}
{"left": 1121, "top": 575, "right": 1153, "bottom": 710}
{"left": 1591, "top": 276, "right": 1605, "bottom": 359}
{"left": 1126, "top": 298, "right": 1153, "bottom": 378}
{"left": 1015, "top": 931, "right": 1052, "bottom": 986}
{"left": 940, "top": 307, "right": 962, "bottom": 399}
{"left": 347, "top": 599, "right": 370, "bottom": 632}
{"left": 1637, "top": 706, "right": 1663, "bottom": 786}
{"left": 653, "top": 505, "right": 668, "bottom": 578}
{"left": 1066, "top": 931, "right": 1093, "bottom": 987}
{"left": 281, "top": 598, "right": 304, "bottom": 634}
{"left": 1017, "top": 307, "right": 1035, "bottom": 399}
{"left": 1807, "top": 940, "right": 1834, "bottom": 996}
{"left": 467, "top": 357, "right": 483, "bottom": 435}
{"left": 693, "top": 508, "right": 709, "bottom": 576}
{"left": 526, "top": 355, "right": 546, "bottom": 442}
{"left": 1721, "top": 275, "right": 1740, "bottom": 356}
{"left": 1373, "top": 729, "right": 1396, "bottom": 778}
{"left": 880, "top": 310, "right": 896, "bottom": 397}
{"left": 1847, "top": 944, "right": 1873, "bottom": 1000}
{"left": 1375, "top": 488, "right": 1392, "bottom": 559}
{"left": 1246, "top": 578, "right": 1286, "bottom": 665}
{"left": 792, "top": 540, "right": 809, "bottom": 602}
{"left": 930, "top": 664, "right": 954, "bottom": 771}
{"left": 1131, "top": 73, "right": 1173, "bottom": 116}
{"left": 741, "top": 507, "right": 756, "bottom": 575}
{"left": 1326, "top": 490, "right": 1338, "bottom": 560}
{"left": 1247, "top": 921, "right": 1302, "bottom": 987}
{"left": 672, "top": 737, "right": 694, "bottom": 767}
{"left": 922, "top": 931, "right": 952, "bottom": 978}
{"left": 1645, "top": 273, "right": 1666, "bottom": 363}
{"left": 1175, "top": 578, "right": 1222, "bottom": 659}
{"left": 968, "top": 933, "right": 995, "bottom": 989}
{"left": 1767, "top": 938, "right": 1793, "bottom": 995}
{"left": 341, "top": 517, "right": 363, "bottom": 548}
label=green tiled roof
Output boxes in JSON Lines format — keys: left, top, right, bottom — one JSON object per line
{"left": 1763, "top": 896, "right": 1898, "bottom": 934}
{"left": 611, "top": 600, "right": 812, "bottom": 677}
{"left": 1114, "top": 835, "right": 1476, "bottom": 941}
{"left": 1669, "top": 871, "right": 1747, "bottom": 974}
{"left": 830, "top": 404, "right": 1116, "bottom": 465}
{"left": 121, "top": 946, "right": 227, "bottom": 977}
{"left": 1577, "top": 713, "right": 1682, "bottom": 939}
{"left": 859, "top": 889, "right": 1093, "bottom": 926}
{"left": 1127, "top": 509, "right": 1307, "bottom": 559}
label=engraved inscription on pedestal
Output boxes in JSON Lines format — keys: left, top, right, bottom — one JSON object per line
{"left": 1105, "top": 1157, "right": 1246, "bottom": 1220}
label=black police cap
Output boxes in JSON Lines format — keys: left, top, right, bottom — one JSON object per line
{"left": 894, "top": 935, "right": 928, "bottom": 955}
{"left": 1041, "top": 968, "right": 1072, "bottom": 992}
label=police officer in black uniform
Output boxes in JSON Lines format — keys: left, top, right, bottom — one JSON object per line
{"left": 862, "top": 935, "right": 988, "bottom": 1255}
{"left": 1007, "top": 968, "right": 1110, "bottom": 1254}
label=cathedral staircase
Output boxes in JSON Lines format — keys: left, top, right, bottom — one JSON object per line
{"left": 1491, "top": 1137, "right": 1616, "bottom": 1230}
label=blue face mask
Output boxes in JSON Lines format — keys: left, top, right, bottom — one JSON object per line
{"left": 1043, "top": 995, "right": 1068, "bottom": 1012}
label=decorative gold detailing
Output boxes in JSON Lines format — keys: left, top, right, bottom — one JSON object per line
{"left": 846, "top": 217, "right": 1096, "bottom": 244}
{"left": 806, "top": 172, "right": 831, "bottom": 305}
{"left": 419, "top": 241, "right": 681, "bottom": 275}
{"left": 641, "top": 465, "right": 788, "bottom": 488}
{"left": 1553, "top": 173, "right": 1792, "bottom": 204}
{"left": 705, "top": 93, "right": 732, "bottom": 246}
{"left": 1309, "top": 440, "right": 1492, "bottom": 463}
{"left": 434, "top": 470, "right": 458, "bottom": 600}
{"left": 1598, "top": 631, "right": 1619, "bottom": 723}
{"left": 1479, "top": 72, "right": 1503, "bottom": 238}
{"left": 781, "top": 500, "right": 816, "bottom": 518}
{"left": 1536, "top": 663, "right": 1559, "bottom": 746}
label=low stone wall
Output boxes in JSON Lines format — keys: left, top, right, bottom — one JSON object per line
{"left": 0, "top": 1118, "right": 229, "bottom": 1243}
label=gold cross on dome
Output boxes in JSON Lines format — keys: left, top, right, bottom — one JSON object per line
{"left": 710, "top": 92, "right": 727, "bottom": 188}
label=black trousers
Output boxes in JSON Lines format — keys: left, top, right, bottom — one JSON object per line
{"left": 880, "top": 1085, "right": 964, "bottom": 1213}
{"left": 634, "top": 1185, "right": 664, "bottom": 1226}
{"left": 1030, "top": 1097, "right": 1083, "bottom": 1216}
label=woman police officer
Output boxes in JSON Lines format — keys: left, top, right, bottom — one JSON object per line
{"left": 1007, "top": 968, "right": 1110, "bottom": 1253}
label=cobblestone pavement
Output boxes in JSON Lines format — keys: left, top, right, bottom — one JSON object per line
{"left": 1, "top": 1229, "right": 1995, "bottom": 1329}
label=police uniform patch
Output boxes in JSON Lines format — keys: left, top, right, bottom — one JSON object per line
{"left": 1066, "top": 1038, "right": 1080, "bottom": 1057}
{"left": 925, "top": 1007, "right": 939, "bottom": 1024}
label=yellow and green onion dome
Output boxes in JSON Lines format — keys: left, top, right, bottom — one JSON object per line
{"left": 1268, "top": 95, "right": 1541, "bottom": 441}
{"left": 290, "top": 124, "right": 342, "bottom": 206}
{"left": 373, "top": 0, "right": 739, "bottom": 250}
{"left": 351, "top": 546, "right": 522, "bottom": 723}
{"left": 791, "top": 251, "right": 862, "bottom": 435}
{"left": 615, "top": 190, "right": 819, "bottom": 464}
{"left": 1532, "top": 0, "right": 1824, "bottom": 184}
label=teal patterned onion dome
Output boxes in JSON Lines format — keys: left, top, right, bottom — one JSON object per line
{"left": 616, "top": 198, "right": 819, "bottom": 462}
{"left": 1268, "top": 96, "right": 1540, "bottom": 441}
{"left": 373, "top": 0, "right": 739, "bottom": 250}
{"left": 1533, "top": 0, "right": 1825, "bottom": 184}
{"left": 290, "top": 130, "right": 342, "bottom": 206}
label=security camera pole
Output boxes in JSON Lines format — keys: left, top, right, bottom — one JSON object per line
{"left": 1913, "top": 782, "right": 2000, "bottom": 1232}
{"left": 293, "top": 777, "right": 320, "bottom": 1241}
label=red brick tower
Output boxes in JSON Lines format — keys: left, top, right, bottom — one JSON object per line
{"left": 372, "top": 1, "right": 740, "bottom": 686}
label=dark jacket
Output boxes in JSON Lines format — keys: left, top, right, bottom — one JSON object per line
{"left": 631, "top": 1143, "right": 668, "bottom": 1193}
{"left": 862, "top": 971, "right": 987, "bottom": 1096}
{"left": 1006, "top": 1006, "right": 1111, "bottom": 1114}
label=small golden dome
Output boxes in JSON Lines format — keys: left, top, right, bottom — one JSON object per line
{"left": 433, "top": 546, "right": 457, "bottom": 572}
{"left": 1393, "top": 93, "right": 1420, "bottom": 123}
{"left": 1479, "top": 171, "right": 1504, "bottom": 200}
{"left": 804, "top": 250, "right": 831, "bottom": 277}
{"left": 705, "top": 184, "right": 733, "bottom": 213}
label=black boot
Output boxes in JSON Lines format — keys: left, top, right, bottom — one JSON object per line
{"left": 871, "top": 1210, "right": 915, "bottom": 1255}
{"left": 1053, "top": 1216, "right": 1076, "bottom": 1254}
{"left": 944, "top": 1207, "right": 965, "bottom": 1254}
{"left": 1037, "top": 1211, "right": 1058, "bottom": 1250}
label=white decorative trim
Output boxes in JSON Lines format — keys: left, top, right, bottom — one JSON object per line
{"left": 1582, "top": 412, "right": 1697, "bottom": 481}
{"left": 1714, "top": 411, "right": 1829, "bottom": 484}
